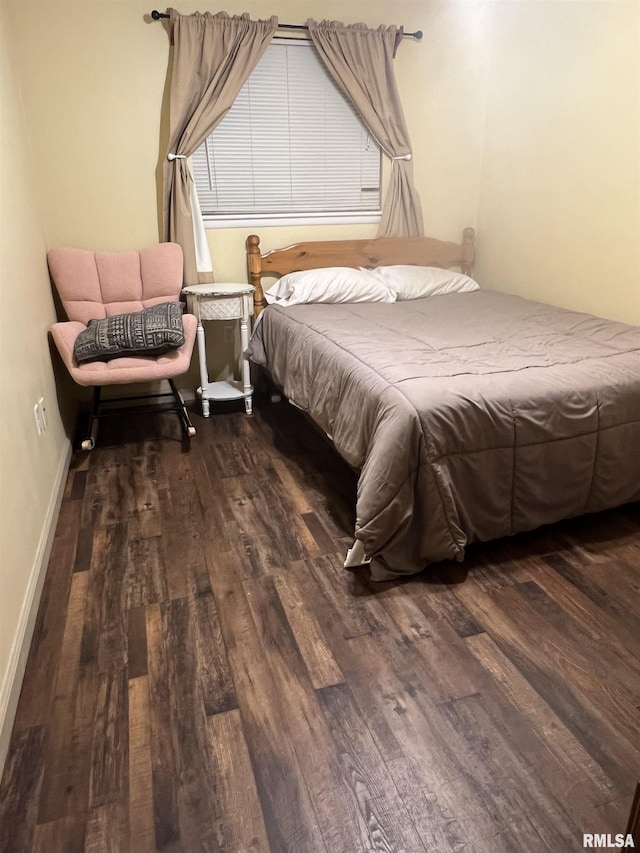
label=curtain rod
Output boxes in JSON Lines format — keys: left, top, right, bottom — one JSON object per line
{"left": 150, "top": 10, "right": 423, "bottom": 39}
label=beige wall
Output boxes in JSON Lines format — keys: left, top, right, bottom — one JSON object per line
{"left": 475, "top": 0, "right": 640, "bottom": 324}
{"left": 0, "top": 4, "right": 71, "bottom": 770}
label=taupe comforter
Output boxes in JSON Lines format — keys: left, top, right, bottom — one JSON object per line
{"left": 249, "top": 290, "right": 640, "bottom": 578}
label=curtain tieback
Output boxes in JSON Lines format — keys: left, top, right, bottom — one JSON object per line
{"left": 167, "top": 153, "right": 188, "bottom": 161}
{"left": 391, "top": 153, "right": 412, "bottom": 162}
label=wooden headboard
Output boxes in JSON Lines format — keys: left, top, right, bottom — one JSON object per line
{"left": 246, "top": 228, "right": 476, "bottom": 315}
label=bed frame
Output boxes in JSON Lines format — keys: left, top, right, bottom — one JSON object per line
{"left": 246, "top": 228, "right": 476, "bottom": 316}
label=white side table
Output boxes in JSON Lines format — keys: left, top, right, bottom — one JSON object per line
{"left": 182, "top": 283, "right": 255, "bottom": 418}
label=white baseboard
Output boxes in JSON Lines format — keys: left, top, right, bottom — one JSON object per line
{"left": 0, "top": 438, "right": 72, "bottom": 775}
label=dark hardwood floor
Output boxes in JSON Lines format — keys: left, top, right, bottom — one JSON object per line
{"left": 1, "top": 398, "right": 639, "bottom": 852}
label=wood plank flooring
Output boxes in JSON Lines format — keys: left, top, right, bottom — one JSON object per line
{"left": 1, "top": 398, "right": 639, "bottom": 852}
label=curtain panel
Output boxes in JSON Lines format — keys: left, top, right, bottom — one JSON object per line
{"left": 307, "top": 19, "right": 424, "bottom": 238}
{"left": 163, "top": 9, "right": 277, "bottom": 284}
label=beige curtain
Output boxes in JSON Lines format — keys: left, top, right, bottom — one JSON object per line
{"left": 307, "top": 19, "right": 424, "bottom": 238}
{"left": 163, "top": 9, "right": 277, "bottom": 284}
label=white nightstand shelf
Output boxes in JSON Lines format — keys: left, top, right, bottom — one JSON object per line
{"left": 182, "top": 283, "right": 255, "bottom": 418}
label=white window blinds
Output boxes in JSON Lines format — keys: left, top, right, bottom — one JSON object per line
{"left": 191, "top": 40, "right": 381, "bottom": 221}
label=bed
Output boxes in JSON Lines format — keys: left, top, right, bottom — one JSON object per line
{"left": 246, "top": 230, "right": 640, "bottom": 580}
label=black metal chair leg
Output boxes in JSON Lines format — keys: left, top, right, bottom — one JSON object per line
{"left": 169, "top": 379, "right": 196, "bottom": 438}
{"left": 82, "top": 386, "right": 102, "bottom": 450}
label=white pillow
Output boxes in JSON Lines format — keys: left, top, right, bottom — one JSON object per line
{"left": 364, "top": 265, "right": 480, "bottom": 300}
{"left": 264, "top": 267, "right": 396, "bottom": 307}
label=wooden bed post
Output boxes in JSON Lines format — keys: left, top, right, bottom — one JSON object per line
{"left": 246, "top": 235, "right": 265, "bottom": 318}
{"left": 461, "top": 227, "right": 476, "bottom": 276}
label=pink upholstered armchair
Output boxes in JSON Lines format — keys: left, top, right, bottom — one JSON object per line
{"left": 48, "top": 243, "right": 197, "bottom": 449}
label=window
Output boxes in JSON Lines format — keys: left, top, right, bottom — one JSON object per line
{"left": 191, "top": 39, "right": 382, "bottom": 227}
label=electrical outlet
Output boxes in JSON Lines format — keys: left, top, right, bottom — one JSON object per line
{"left": 223, "top": 323, "right": 235, "bottom": 344}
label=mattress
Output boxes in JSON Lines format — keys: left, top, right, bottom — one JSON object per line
{"left": 249, "top": 289, "right": 640, "bottom": 578}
